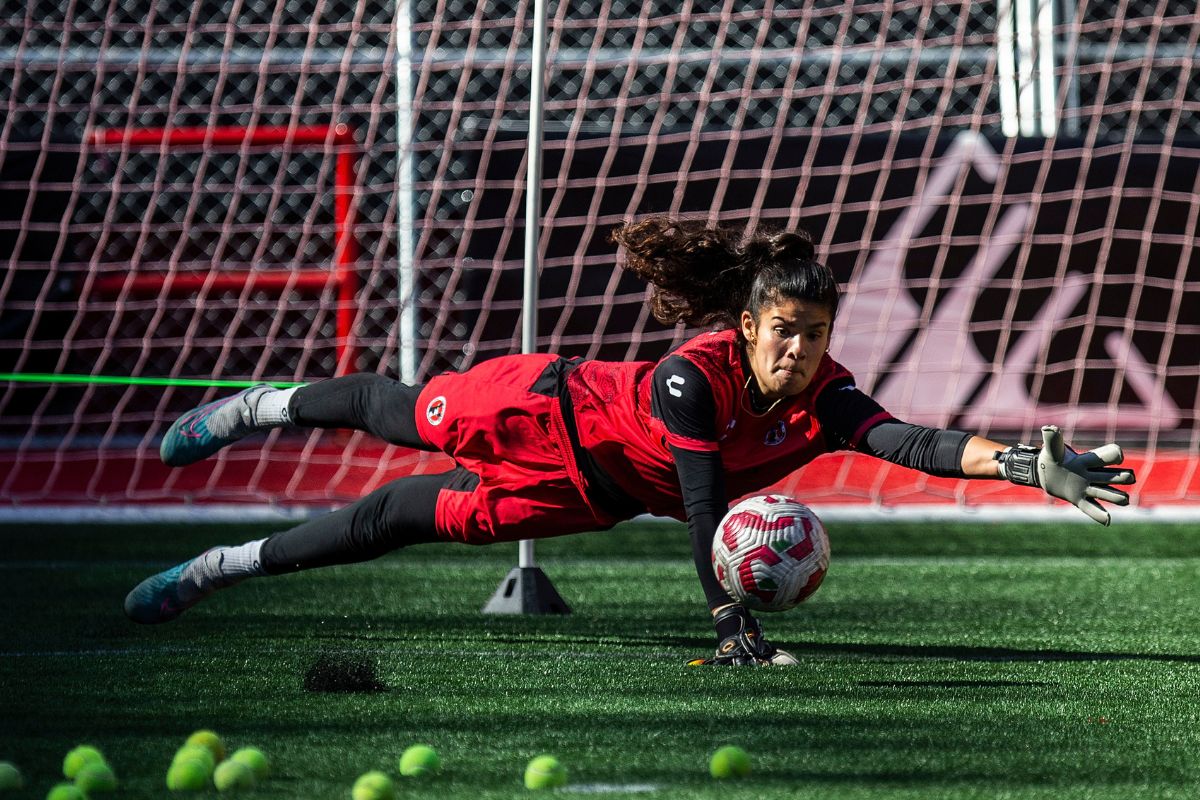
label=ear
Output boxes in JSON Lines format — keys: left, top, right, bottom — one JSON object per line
{"left": 740, "top": 310, "right": 757, "bottom": 344}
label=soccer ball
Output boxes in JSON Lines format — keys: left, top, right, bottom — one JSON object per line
{"left": 711, "top": 494, "right": 830, "bottom": 612}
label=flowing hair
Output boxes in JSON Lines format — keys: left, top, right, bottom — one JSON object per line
{"left": 610, "top": 217, "right": 837, "bottom": 328}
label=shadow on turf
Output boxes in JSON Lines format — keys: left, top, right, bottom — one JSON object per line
{"left": 280, "top": 614, "right": 1200, "bottom": 666}
{"left": 752, "top": 640, "right": 1200, "bottom": 664}
{"left": 857, "top": 679, "right": 1049, "bottom": 688}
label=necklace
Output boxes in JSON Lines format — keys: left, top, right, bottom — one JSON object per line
{"left": 741, "top": 373, "right": 784, "bottom": 417}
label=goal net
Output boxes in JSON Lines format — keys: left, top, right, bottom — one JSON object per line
{"left": 1, "top": 0, "right": 1196, "bottom": 517}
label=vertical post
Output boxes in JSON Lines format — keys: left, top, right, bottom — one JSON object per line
{"left": 518, "top": 0, "right": 549, "bottom": 572}
{"left": 333, "top": 124, "right": 359, "bottom": 376}
{"left": 1063, "top": 0, "right": 1081, "bottom": 137}
{"left": 1015, "top": 0, "right": 1038, "bottom": 136}
{"left": 396, "top": 0, "right": 418, "bottom": 384}
{"left": 997, "top": 0, "right": 1020, "bottom": 137}
{"left": 482, "top": 0, "right": 570, "bottom": 615}
{"left": 1035, "top": 0, "right": 1057, "bottom": 136}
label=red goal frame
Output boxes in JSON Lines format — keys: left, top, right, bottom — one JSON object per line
{"left": 86, "top": 123, "right": 361, "bottom": 375}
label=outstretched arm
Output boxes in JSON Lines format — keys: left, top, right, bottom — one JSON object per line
{"left": 815, "top": 382, "right": 1137, "bottom": 525}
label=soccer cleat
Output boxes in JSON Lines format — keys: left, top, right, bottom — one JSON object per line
{"left": 159, "top": 384, "right": 272, "bottom": 467}
{"left": 124, "top": 557, "right": 203, "bottom": 624}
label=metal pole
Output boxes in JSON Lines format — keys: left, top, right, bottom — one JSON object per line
{"left": 1035, "top": 0, "right": 1058, "bottom": 136}
{"left": 518, "top": 0, "right": 548, "bottom": 571}
{"left": 1015, "top": 0, "right": 1038, "bottom": 136}
{"left": 396, "top": 0, "right": 417, "bottom": 384}
{"left": 481, "top": 0, "right": 568, "bottom": 613}
{"left": 997, "top": 0, "right": 1020, "bottom": 137}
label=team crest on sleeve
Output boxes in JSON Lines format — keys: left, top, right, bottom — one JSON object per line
{"left": 764, "top": 420, "right": 787, "bottom": 446}
{"left": 425, "top": 395, "right": 447, "bottom": 425}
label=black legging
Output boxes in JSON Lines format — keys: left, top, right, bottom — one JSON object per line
{"left": 258, "top": 375, "right": 462, "bottom": 575}
{"left": 288, "top": 372, "right": 432, "bottom": 449}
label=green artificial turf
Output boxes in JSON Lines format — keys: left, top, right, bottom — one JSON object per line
{"left": 3, "top": 520, "right": 1200, "bottom": 799}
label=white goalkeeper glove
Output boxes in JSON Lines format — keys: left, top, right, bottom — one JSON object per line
{"left": 997, "top": 425, "right": 1136, "bottom": 526}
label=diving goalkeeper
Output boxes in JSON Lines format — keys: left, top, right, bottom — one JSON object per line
{"left": 125, "top": 218, "right": 1136, "bottom": 665}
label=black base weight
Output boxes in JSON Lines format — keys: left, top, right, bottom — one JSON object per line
{"left": 482, "top": 566, "right": 571, "bottom": 615}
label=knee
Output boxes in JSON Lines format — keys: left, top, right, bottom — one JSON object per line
{"left": 347, "top": 484, "right": 438, "bottom": 554}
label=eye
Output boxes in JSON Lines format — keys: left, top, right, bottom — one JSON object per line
{"left": 773, "top": 327, "right": 788, "bottom": 337}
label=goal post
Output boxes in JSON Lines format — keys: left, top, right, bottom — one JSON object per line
{"left": 481, "top": 0, "right": 572, "bottom": 616}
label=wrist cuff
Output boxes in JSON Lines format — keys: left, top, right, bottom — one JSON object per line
{"left": 997, "top": 444, "right": 1041, "bottom": 488}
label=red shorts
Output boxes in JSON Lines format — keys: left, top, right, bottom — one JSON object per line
{"left": 415, "top": 354, "right": 619, "bottom": 545}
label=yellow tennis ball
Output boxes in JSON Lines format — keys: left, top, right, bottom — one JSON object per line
{"left": 398, "top": 744, "right": 440, "bottom": 777}
{"left": 709, "top": 745, "right": 751, "bottom": 779}
{"left": 213, "top": 760, "right": 256, "bottom": 792}
{"left": 351, "top": 770, "right": 395, "bottom": 800}
{"left": 166, "top": 758, "right": 210, "bottom": 791}
{"left": 229, "top": 748, "right": 269, "bottom": 781}
{"left": 185, "top": 730, "right": 226, "bottom": 763}
{"left": 62, "top": 746, "right": 105, "bottom": 779}
{"left": 74, "top": 762, "right": 117, "bottom": 794}
{"left": 523, "top": 755, "right": 567, "bottom": 790}
{"left": 0, "top": 762, "right": 23, "bottom": 790}
{"left": 173, "top": 745, "right": 216, "bottom": 772}
{"left": 46, "top": 783, "right": 87, "bottom": 800}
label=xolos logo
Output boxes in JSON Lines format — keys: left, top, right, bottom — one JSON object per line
{"left": 425, "top": 396, "right": 447, "bottom": 425}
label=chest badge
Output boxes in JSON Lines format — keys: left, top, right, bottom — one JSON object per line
{"left": 764, "top": 420, "right": 787, "bottom": 446}
{"left": 425, "top": 395, "right": 447, "bottom": 425}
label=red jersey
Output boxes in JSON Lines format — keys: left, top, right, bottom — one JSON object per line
{"left": 566, "top": 328, "right": 877, "bottom": 520}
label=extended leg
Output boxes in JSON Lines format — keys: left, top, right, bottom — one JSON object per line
{"left": 286, "top": 373, "right": 430, "bottom": 449}
{"left": 124, "top": 470, "right": 461, "bottom": 623}
{"left": 159, "top": 373, "right": 431, "bottom": 467}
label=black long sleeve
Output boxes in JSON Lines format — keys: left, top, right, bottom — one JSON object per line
{"left": 815, "top": 378, "right": 971, "bottom": 477}
{"left": 650, "top": 356, "right": 735, "bottom": 610}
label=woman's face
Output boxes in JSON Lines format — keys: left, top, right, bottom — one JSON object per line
{"left": 740, "top": 298, "right": 833, "bottom": 400}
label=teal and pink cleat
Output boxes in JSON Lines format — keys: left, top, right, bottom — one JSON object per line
{"left": 123, "top": 558, "right": 201, "bottom": 624}
{"left": 159, "top": 385, "right": 270, "bottom": 467}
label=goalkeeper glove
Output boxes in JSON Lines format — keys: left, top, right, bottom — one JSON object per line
{"left": 997, "top": 425, "right": 1136, "bottom": 526}
{"left": 686, "top": 605, "right": 798, "bottom": 666}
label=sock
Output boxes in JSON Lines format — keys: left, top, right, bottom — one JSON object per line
{"left": 253, "top": 386, "right": 301, "bottom": 427}
{"left": 177, "top": 539, "right": 268, "bottom": 603}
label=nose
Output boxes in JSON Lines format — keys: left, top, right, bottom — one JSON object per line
{"left": 786, "top": 334, "right": 805, "bottom": 360}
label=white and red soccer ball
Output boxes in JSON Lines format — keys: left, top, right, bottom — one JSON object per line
{"left": 712, "top": 494, "right": 830, "bottom": 612}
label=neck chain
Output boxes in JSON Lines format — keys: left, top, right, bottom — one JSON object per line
{"left": 741, "top": 373, "right": 784, "bottom": 417}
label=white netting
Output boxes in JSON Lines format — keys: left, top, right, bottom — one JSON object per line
{"left": 0, "top": 0, "right": 1196, "bottom": 510}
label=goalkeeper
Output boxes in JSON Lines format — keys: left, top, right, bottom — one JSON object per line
{"left": 125, "top": 218, "right": 1136, "bottom": 666}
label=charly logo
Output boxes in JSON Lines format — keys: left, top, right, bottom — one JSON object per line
{"left": 425, "top": 395, "right": 447, "bottom": 425}
{"left": 764, "top": 421, "right": 787, "bottom": 446}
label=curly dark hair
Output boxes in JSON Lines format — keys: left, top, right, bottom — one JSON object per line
{"left": 611, "top": 217, "right": 837, "bottom": 328}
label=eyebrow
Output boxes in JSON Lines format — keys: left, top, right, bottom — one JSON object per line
{"left": 771, "top": 317, "right": 828, "bottom": 329}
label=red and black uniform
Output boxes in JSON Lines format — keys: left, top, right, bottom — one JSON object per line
{"left": 413, "top": 328, "right": 920, "bottom": 539}
{"left": 567, "top": 329, "right": 890, "bottom": 519}
{"left": 265, "top": 331, "right": 970, "bottom": 602}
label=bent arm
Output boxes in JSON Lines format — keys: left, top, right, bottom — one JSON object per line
{"left": 650, "top": 356, "right": 735, "bottom": 612}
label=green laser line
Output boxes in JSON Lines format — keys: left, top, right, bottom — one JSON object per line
{"left": 0, "top": 373, "right": 305, "bottom": 389}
